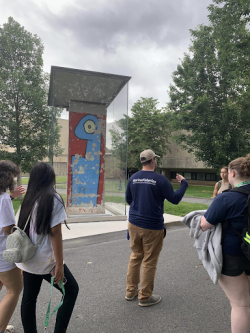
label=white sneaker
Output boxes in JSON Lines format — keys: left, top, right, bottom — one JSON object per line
{"left": 5, "top": 325, "right": 14, "bottom": 333}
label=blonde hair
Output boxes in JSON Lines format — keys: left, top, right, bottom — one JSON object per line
{"left": 229, "top": 154, "right": 250, "bottom": 178}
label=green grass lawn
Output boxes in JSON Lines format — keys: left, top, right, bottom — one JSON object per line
{"left": 163, "top": 201, "right": 208, "bottom": 216}
{"left": 56, "top": 176, "right": 67, "bottom": 183}
{"left": 105, "top": 196, "right": 208, "bottom": 216}
{"left": 172, "top": 184, "right": 214, "bottom": 198}
{"left": 12, "top": 200, "right": 22, "bottom": 214}
{"left": 56, "top": 184, "right": 67, "bottom": 189}
{"left": 105, "top": 183, "right": 214, "bottom": 198}
{"left": 21, "top": 176, "right": 67, "bottom": 185}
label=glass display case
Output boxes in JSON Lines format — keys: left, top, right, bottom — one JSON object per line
{"left": 48, "top": 66, "right": 130, "bottom": 217}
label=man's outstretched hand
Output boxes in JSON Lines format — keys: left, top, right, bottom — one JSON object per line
{"left": 10, "top": 186, "right": 26, "bottom": 199}
{"left": 176, "top": 174, "right": 185, "bottom": 183}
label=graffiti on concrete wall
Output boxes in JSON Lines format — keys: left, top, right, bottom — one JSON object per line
{"left": 67, "top": 111, "right": 105, "bottom": 212}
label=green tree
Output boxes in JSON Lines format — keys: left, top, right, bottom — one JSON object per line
{"left": 0, "top": 17, "right": 62, "bottom": 184}
{"left": 168, "top": 0, "right": 250, "bottom": 170}
{"left": 110, "top": 97, "right": 170, "bottom": 170}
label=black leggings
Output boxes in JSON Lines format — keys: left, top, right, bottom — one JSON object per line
{"left": 21, "top": 264, "right": 79, "bottom": 333}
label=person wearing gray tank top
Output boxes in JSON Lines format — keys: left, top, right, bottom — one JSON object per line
{"left": 213, "top": 167, "right": 232, "bottom": 198}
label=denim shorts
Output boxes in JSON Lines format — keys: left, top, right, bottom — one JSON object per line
{"left": 222, "top": 254, "right": 250, "bottom": 276}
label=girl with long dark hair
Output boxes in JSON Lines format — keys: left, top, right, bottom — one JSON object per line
{"left": 17, "top": 162, "right": 78, "bottom": 333}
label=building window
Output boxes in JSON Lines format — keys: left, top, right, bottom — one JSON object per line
{"left": 197, "top": 173, "right": 205, "bottom": 180}
{"left": 170, "top": 171, "right": 217, "bottom": 181}
{"left": 191, "top": 173, "right": 197, "bottom": 180}
{"left": 206, "top": 173, "right": 216, "bottom": 181}
{"left": 184, "top": 172, "right": 191, "bottom": 180}
{"left": 171, "top": 172, "right": 176, "bottom": 179}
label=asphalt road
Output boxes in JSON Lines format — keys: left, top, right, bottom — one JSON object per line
{"left": 1, "top": 226, "right": 230, "bottom": 333}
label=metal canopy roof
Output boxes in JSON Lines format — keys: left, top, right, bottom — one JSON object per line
{"left": 48, "top": 66, "right": 131, "bottom": 108}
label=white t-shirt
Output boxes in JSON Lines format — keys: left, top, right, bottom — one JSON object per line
{"left": 17, "top": 194, "right": 67, "bottom": 275}
{"left": 0, "top": 192, "right": 16, "bottom": 272}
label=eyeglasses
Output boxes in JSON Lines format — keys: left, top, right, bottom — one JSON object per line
{"left": 221, "top": 172, "right": 228, "bottom": 174}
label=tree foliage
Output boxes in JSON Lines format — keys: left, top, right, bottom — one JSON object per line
{"left": 168, "top": 0, "right": 250, "bottom": 170}
{"left": 0, "top": 17, "right": 62, "bottom": 183}
{"left": 110, "top": 97, "right": 170, "bottom": 170}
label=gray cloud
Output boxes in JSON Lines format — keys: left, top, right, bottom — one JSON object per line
{"left": 45, "top": 0, "right": 212, "bottom": 51}
{"left": 0, "top": 0, "right": 213, "bottom": 112}
{"left": 4, "top": 0, "right": 212, "bottom": 51}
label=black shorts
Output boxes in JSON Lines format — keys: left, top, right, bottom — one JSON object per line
{"left": 222, "top": 254, "right": 250, "bottom": 277}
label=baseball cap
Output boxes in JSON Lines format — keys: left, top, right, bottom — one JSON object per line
{"left": 140, "top": 149, "right": 160, "bottom": 163}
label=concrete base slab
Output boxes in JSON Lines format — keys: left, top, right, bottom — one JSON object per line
{"left": 66, "top": 205, "right": 106, "bottom": 215}
{"left": 66, "top": 214, "right": 127, "bottom": 223}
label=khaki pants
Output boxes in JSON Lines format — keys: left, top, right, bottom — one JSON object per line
{"left": 126, "top": 222, "right": 164, "bottom": 301}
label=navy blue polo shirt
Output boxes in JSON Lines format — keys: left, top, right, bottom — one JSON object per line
{"left": 204, "top": 185, "right": 250, "bottom": 256}
{"left": 126, "top": 170, "right": 188, "bottom": 230}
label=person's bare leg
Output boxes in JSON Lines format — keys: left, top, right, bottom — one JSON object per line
{"left": 219, "top": 273, "right": 250, "bottom": 333}
{"left": 0, "top": 267, "right": 23, "bottom": 332}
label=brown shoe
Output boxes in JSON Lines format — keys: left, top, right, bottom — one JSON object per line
{"left": 125, "top": 290, "right": 138, "bottom": 301}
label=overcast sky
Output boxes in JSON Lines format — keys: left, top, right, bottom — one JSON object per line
{"left": 0, "top": 0, "right": 213, "bottom": 119}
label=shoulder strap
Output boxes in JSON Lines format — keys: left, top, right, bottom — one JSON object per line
{"left": 218, "top": 180, "right": 222, "bottom": 190}
{"left": 23, "top": 212, "right": 32, "bottom": 232}
{"left": 229, "top": 187, "right": 250, "bottom": 195}
{"left": 22, "top": 207, "right": 45, "bottom": 246}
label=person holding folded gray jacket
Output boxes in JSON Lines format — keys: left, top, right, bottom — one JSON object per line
{"left": 200, "top": 155, "right": 250, "bottom": 333}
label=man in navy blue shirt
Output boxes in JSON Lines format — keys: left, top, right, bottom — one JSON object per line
{"left": 125, "top": 149, "right": 188, "bottom": 306}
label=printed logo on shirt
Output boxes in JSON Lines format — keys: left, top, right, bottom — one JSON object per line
{"left": 133, "top": 178, "right": 156, "bottom": 185}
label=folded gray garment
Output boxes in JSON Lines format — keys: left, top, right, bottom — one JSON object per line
{"left": 182, "top": 210, "right": 222, "bottom": 285}
{"left": 182, "top": 210, "right": 206, "bottom": 238}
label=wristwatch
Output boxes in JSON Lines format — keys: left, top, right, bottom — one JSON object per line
{"left": 10, "top": 195, "right": 14, "bottom": 201}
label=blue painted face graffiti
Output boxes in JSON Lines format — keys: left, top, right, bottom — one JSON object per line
{"left": 71, "top": 114, "right": 101, "bottom": 207}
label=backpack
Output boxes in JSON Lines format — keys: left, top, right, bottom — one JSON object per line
{"left": 218, "top": 180, "right": 232, "bottom": 191}
{"left": 222, "top": 187, "right": 250, "bottom": 261}
{"left": 3, "top": 210, "right": 44, "bottom": 264}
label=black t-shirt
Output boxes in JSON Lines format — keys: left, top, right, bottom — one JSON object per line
{"left": 126, "top": 170, "right": 188, "bottom": 230}
{"left": 204, "top": 184, "right": 250, "bottom": 256}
